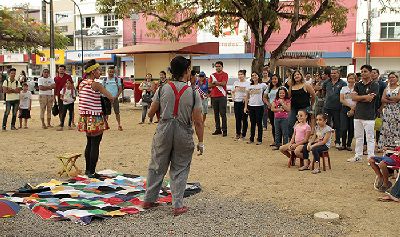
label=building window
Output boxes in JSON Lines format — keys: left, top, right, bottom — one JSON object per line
{"left": 103, "top": 38, "right": 119, "bottom": 49}
{"left": 104, "top": 15, "right": 118, "bottom": 27}
{"left": 84, "top": 17, "right": 95, "bottom": 28}
{"left": 380, "top": 22, "right": 400, "bottom": 39}
{"left": 83, "top": 39, "right": 96, "bottom": 50}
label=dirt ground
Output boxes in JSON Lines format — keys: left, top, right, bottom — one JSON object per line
{"left": 0, "top": 102, "right": 398, "bottom": 236}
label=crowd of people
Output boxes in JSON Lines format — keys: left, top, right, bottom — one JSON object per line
{"left": 2, "top": 58, "right": 400, "bottom": 212}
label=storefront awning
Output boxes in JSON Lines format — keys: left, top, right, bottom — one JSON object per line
{"left": 275, "top": 58, "right": 326, "bottom": 67}
{"left": 104, "top": 42, "right": 219, "bottom": 55}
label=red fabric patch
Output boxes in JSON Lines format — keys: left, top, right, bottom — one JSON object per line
{"left": 32, "top": 206, "right": 54, "bottom": 219}
{"left": 158, "top": 195, "right": 172, "bottom": 203}
{"left": 128, "top": 198, "right": 143, "bottom": 206}
{"left": 101, "top": 197, "right": 124, "bottom": 205}
{"left": 120, "top": 207, "right": 140, "bottom": 214}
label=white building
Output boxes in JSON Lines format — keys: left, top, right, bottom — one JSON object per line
{"left": 353, "top": 0, "right": 400, "bottom": 75}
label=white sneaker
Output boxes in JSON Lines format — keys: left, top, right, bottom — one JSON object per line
{"left": 347, "top": 156, "right": 362, "bottom": 162}
{"left": 335, "top": 143, "right": 341, "bottom": 149}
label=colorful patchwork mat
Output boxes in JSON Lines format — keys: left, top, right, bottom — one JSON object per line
{"left": 1, "top": 170, "right": 201, "bottom": 225}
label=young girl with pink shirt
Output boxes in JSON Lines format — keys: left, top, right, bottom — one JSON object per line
{"left": 271, "top": 87, "right": 291, "bottom": 150}
{"left": 279, "top": 110, "right": 311, "bottom": 163}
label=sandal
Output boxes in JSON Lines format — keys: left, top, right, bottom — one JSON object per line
{"left": 142, "top": 202, "right": 160, "bottom": 209}
{"left": 377, "top": 196, "right": 395, "bottom": 202}
{"left": 173, "top": 206, "right": 188, "bottom": 216}
{"left": 118, "top": 126, "right": 123, "bottom": 131}
{"left": 311, "top": 168, "right": 321, "bottom": 174}
{"left": 298, "top": 165, "right": 310, "bottom": 171}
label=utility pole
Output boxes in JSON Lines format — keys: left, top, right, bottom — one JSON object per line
{"left": 49, "top": 0, "right": 56, "bottom": 79}
{"left": 366, "top": 0, "right": 371, "bottom": 65}
{"left": 70, "top": 0, "right": 84, "bottom": 76}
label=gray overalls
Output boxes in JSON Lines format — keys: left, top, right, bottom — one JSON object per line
{"left": 144, "top": 81, "right": 201, "bottom": 208}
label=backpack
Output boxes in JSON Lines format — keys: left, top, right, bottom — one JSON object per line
{"left": 142, "top": 92, "right": 153, "bottom": 103}
{"left": 2, "top": 79, "right": 20, "bottom": 101}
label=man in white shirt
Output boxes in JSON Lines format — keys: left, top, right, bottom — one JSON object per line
{"left": 2, "top": 68, "right": 21, "bottom": 130}
{"left": 38, "top": 68, "right": 56, "bottom": 129}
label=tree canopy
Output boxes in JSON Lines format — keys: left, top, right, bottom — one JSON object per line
{"left": 97, "top": 0, "right": 349, "bottom": 72}
{"left": 0, "top": 7, "right": 69, "bottom": 52}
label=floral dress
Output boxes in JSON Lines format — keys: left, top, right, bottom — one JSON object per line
{"left": 379, "top": 86, "right": 400, "bottom": 148}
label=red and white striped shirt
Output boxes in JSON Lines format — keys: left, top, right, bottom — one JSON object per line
{"left": 78, "top": 78, "right": 102, "bottom": 115}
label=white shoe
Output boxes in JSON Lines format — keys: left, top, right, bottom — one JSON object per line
{"left": 347, "top": 156, "right": 362, "bottom": 162}
{"left": 335, "top": 143, "right": 341, "bottom": 149}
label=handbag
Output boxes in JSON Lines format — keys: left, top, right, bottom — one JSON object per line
{"left": 52, "top": 101, "right": 59, "bottom": 116}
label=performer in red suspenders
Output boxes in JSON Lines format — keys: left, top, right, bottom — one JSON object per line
{"left": 142, "top": 56, "right": 204, "bottom": 216}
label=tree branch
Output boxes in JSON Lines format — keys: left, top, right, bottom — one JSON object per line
{"left": 147, "top": 10, "right": 240, "bottom": 27}
{"left": 271, "top": 0, "right": 330, "bottom": 59}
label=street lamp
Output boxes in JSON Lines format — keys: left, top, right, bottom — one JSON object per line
{"left": 69, "top": 0, "right": 84, "bottom": 77}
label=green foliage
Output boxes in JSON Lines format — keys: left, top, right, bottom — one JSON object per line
{"left": 0, "top": 7, "right": 69, "bottom": 52}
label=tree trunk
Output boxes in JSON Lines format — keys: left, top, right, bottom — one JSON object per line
{"left": 251, "top": 41, "right": 266, "bottom": 75}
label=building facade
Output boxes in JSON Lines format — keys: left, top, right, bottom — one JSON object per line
{"left": 353, "top": 0, "right": 400, "bottom": 75}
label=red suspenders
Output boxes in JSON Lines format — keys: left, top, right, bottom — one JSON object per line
{"left": 168, "top": 82, "right": 190, "bottom": 117}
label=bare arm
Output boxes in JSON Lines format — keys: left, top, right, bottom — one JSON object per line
{"left": 148, "top": 101, "right": 159, "bottom": 119}
{"left": 192, "top": 108, "right": 204, "bottom": 143}
{"left": 117, "top": 86, "right": 123, "bottom": 97}
{"left": 282, "top": 100, "right": 291, "bottom": 112}
{"left": 312, "top": 131, "right": 332, "bottom": 147}
{"left": 92, "top": 82, "right": 114, "bottom": 101}
{"left": 340, "top": 93, "right": 352, "bottom": 107}
{"left": 306, "top": 84, "right": 316, "bottom": 107}
{"left": 381, "top": 88, "right": 391, "bottom": 104}
{"left": 270, "top": 101, "right": 279, "bottom": 112}
{"left": 244, "top": 91, "right": 250, "bottom": 112}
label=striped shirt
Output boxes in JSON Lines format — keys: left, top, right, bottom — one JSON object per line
{"left": 78, "top": 78, "right": 102, "bottom": 115}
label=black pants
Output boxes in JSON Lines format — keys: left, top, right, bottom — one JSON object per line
{"left": 211, "top": 97, "right": 227, "bottom": 133}
{"left": 303, "top": 144, "right": 329, "bottom": 162}
{"left": 60, "top": 103, "right": 74, "bottom": 127}
{"left": 268, "top": 109, "right": 275, "bottom": 142}
{"left": 57, "top": 98, "right": 65, "bottom": 124}
{"left": 85, "top": 133, "right": 103, "bottom": 174}
{"left": 234, "top": 102, "right": 248, "bottom": 137}
{"left": 340, "top": 107, "right": 354, "bottom": 147}
{"left": 324, "top": 108, "right": 341, "bottom": 144}
{"left": 249, "top": 105, "right": 264, "bottom": 142}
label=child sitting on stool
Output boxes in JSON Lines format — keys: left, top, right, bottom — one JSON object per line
{"left": 300, "top": 113, "right": 332, "bottom": 174}
{"left": 369, "top": 146, "right": 400, "bottom": 193}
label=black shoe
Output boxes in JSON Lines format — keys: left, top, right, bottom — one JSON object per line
{"left": 11, "top": 127, "right": 17, "bottom": 130}
{"left": 212, "top": 130, "right": 222, "bottom": 135}
{"left": 337, "top": 146, "right": 345, "bottom": 151}
{"left": 88, "top": 173, "right": 101, "bottom": 178}
{"left": 222, "top": 132, "right": 227, "bottom": 137}
{"left": 346, "top": 147, "right": 352, "bottom": 151}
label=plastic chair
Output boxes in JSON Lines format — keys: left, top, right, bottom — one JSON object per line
{"left": 288, "top": 151, "right": 304, "bottom": 168}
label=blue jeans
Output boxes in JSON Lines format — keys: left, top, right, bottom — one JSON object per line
{"left": 2, "top": 100, "right": 19, "bottom": 129}
{"left": 274, "top": 118, "right": 289, "bottom": 146}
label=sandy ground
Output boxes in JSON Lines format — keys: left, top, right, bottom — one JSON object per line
{"left": 0, "top": 102, "right": 398, "bottom": 236}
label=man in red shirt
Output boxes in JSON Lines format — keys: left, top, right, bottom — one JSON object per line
{"left": 209, "top": 61, "right": 228, "bottom": 137}
{"left": 54, "top": 65, "right": 73, "bottom": 126}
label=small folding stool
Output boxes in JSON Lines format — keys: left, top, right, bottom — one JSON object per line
{"left": 288, "top": 151, "right": 304, "bottom": 168}
{"left": 311, "top": 151, "right": 331, "bottom": 171}
{"left": 56, "top": 153, "right": 82, "bottom": 177}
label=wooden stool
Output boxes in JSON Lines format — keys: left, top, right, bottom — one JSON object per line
{"left": 311, "top": 151, "right": 331, "bottom": 171}
{"left": 288, "top": 151, "right": 304, "bottom": 168}
{"left": 56, "top": 153, "right": 82, "bottom": 177}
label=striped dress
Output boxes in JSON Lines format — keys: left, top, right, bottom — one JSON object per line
{"left": 77, "top": 78, "right": 108, "bottom": 133}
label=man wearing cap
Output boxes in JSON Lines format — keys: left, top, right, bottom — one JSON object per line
{"left": 142, "top": 56, "right": 204, "bottom": 216}
{"left": 209, "top": 61, "right": 228, "bottom": 136}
